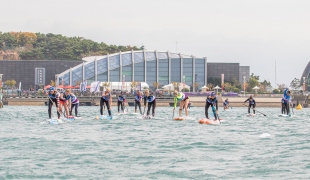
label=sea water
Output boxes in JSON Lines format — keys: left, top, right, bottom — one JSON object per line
{"left": 0, "top": 106, "right": 309, "bottom": 179}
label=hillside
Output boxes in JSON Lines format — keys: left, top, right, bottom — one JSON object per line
{"left": 0, "top": 32, "right": 141, "bottom": 60}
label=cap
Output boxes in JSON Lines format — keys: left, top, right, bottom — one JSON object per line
{"left": 49, "top": 86, "right": 54, "bottom": 91}
{"left": 211, "top": 92, "right": 215, "bottom": 96}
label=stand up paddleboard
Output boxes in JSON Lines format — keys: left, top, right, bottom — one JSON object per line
{"left": 173, "top": 117, "right": 185, "bottom": 121}
{"left": 246, "top": 114, "right": 256, "bottom": 117}
{"left": 198, "top": 118, "right": 223, "bottom": 125}
{"left": 95, "top": 115, "right": 113, "bottom": 120}
{"left": 278, "top": 114, "right": 292, "bottom": 117}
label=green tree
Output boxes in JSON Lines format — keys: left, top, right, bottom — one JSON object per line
{"left": 259, "top": 80, "right": 272, "bottom": 93}
{"left": 5, "top": 79, "right": 16, "bottom": 93}
{"left": 246, "top": 73, "right": 260, "bottom": 92}
{"left": 290, "top": 78, "right": 301, "bottom": 90}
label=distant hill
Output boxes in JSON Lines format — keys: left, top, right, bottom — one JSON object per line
{"left": 0, "top": 32, "right": 142, "bottom": 60}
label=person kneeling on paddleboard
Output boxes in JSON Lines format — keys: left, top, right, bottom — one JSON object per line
{"left": 205, "top": 92, "right": 218, "bottom": 120}
{"left": 283, "top": 88, "right": 291, "bottom": 115}
{"left": 100, "top": 88, "right": 112, "bottom": 119}
{"left": 173, "top": 90, "right": 190, "bottom": 118}
{"left": 117, "top": 92, "right": 125, "bottom": 113}
{"left": 46, "top": 87, "right": 60, "bottom": 120}
{"left": 144, "top": 90, "right": 156, "bottom": 119}
{"left": 69, "top": 93, "right": 80, "bottom": 117}
{"left": 244, "top": 95, "right": 256, "bottom": 115}
{"left": 223, "top": 98, "right": 229, "bottom": 110}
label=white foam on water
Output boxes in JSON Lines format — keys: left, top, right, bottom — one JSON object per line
{"left": 259, "top": 133, "right": 271, "bottom": 138}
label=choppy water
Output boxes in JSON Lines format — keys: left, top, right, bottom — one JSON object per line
{"left": 0, "top": 106, "right": 309, "bottom": 179}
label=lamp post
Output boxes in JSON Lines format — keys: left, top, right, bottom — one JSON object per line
{"left": 195, "top": 74, "right": 197, "bottom": 93}
{"left": 243, "top": 76, "right": 246, "bottom": 97}
{"left": 122, "top": 75, "right": 125, "bottom": 92}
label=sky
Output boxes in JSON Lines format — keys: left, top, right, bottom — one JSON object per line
{"left": 1, "top": 0, "right": 309, "bottom": 87}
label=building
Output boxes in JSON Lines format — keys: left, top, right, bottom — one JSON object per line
{"left": 56, "top": 50, "right": 250, "bottom": 91}
{"left": 300, "top": 61, "right": 310, "bottom": 91}
{"left": 0, "top": 60, "right": 83, "bottom": 90}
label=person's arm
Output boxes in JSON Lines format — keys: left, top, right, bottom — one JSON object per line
{"left": 174, "top": 97, "right": 177, "bottom": 109}
{"left": 244, "top": 98, "right": 249, "bottom": 103}
{"left": 144, "top": 96, "right": 147, "bottom": 107}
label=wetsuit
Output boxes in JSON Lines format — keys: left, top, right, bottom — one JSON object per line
{"left": 283, "top": 89, "right": 291, "bottom": 115}
{"left": 281, "top": 98, "right": 286, "bottom": 114}
{"left": 135, "top": 94, "right": 142, "bottom": 113}
{"left": 223, "top": 100, "right": 229, "bottom": 109}
{"left": 48, "top": 90, "right": 60, "bottom": 119}
{"left": 244, "top": 98, "right": 256, "bottom": 114}
{"left": 100, "top": 93, "right": 112, "bottom": 116}
{"left": 117, "top": 95, "right": 125, "bottom": 113}
{"left": 70, "top": 94, "right": 79, "bottom": 117}
{"left": 144, "top": 95, "right": 156, "bottom": 117}
{"left": 205, "top": 97, "right": 218, "bottom": 119}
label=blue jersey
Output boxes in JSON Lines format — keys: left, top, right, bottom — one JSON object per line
{"left": 207, "top": 97, "right": 217, "bottom": 104}
{"left": 244, "top": 98, "right": 256, "bottom": 105}
{"left": 135, "top": 94, "right": 142, "bottom": 102}
{"left": 102, "top": 93, "right": 110, "bottom": 101}
{"left": 283, "top": 89, "right": 291, "bottom": 104}
{"left": 118, "top": 96, "right": 125, "bottom": 102}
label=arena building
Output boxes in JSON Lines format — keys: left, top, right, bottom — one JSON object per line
{"left": 56, "top": 50, "right": 250, "bottom": 91}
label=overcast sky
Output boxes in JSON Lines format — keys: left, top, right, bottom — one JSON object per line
{"left": 1, "top": 0, "right": 309, "bottom": 87}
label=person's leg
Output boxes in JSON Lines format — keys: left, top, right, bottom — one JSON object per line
{"left": 147, "top": 103, "right": 151, "bottom": 116}
{"left": 54, "top": 99, "right": 60, "bottom": 119}
{"left": 184, "top": 99, "right": 189, "bottom": 116}
{"left": 105, "top": 101, "right": 111, "bottom": 116}
{"left": 75, "top": 103, "right": 79, "bottom": 116}
{"left": 281, "top": 103, "right": 284, "bottom": 114}
{"left": 138, "top": 102, "right": 142, "bottom": 114}
{"left": 64, "top": 103, "right": 69, "bottom": 118}
{"left": 248, "top": 105, "right": 250, "bottom": 114}
{"left": 135, "top": 101, "right": 137, "bottom": 113}
{"left": 152, "top": 100, "right": 156, "bottom": 117}
{"left": 286, "top": 103, "right": 290, "bottom": 115}
{"left": 70, "top": 104, "right": 74, "bottom": 116}
{"left": 211, "top": 105, "right": 217, "bottom": 119}
{"left": 179, "top": 100, "right": 184, "bottom": 117}
{"left": 205, "top": 102, "right": 210, "bottom": 119}
{"left": 252, "top": 104, "right": 256, "bottom": 114}
{"left": 100, "top": 98, "right": 104, "bottom": 115}
{"left": 48, "top": 99, "right": 53, "bottom": 119}
{"left": 117, "top": 101, "right": 120, "bottom": 113}
{"left": 121, "top": 102, "right": 124, "bottom": 112}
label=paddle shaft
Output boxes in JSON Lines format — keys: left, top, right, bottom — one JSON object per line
{"left": 243, "top": 104, "right": 266, "bottom": 116}
{"left": 211, "top": 106, "right": 220, "bottom": 123}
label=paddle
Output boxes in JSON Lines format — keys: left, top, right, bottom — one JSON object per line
{"left": 290, "top": 101, "right": 294, "bottom": 115}
{"left": 211, "top": 105, "right": 221, "bottom": 124}
{"left": 47, "top": 95, "right": 65, "bottom": 119}
{"left": 242, "top": 104, "right": 267, "bottom": 116}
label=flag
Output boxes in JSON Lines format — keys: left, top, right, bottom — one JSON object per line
{"left": 19, "top": 82, "right": 21, "bottom": 90}
{"left": 90, "top": 81, "right": 100, "bottom": 93}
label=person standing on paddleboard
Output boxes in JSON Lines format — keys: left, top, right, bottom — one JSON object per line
{"left": 144, "top": 90, "right": 156, "bottom": 118}
{"left": 59, "top": 89, "right": 71, "bottom": 118}
{"left": 281, "top": 96, "right": 286, "bottom": 114}
{"left": 283, "top": 88, "right": 291, "bottom": 115}
{"left": 117, "top": 92, "right": 125, "bottom": 113}
{"left": 46, "top": 86, "right": 60, "bottom": 120}
{"left": 100, "top": 88, "right": 112, "bottom": 119}
{"left": 69, "top": 93, "right": 80, "bottom": 117}
{"left": 244, "top": 95, "right": 256, "bottom": 115}
{"left": 134, "top": 90, "right": 143, "bottom": 114}
{"left": 173, "top": 90, "right": 190, "bottom": 118}
{"left": 223, "top": 98, "right": 229, "bottom": 110}
{"left": 205, "top": 92, "right": 218, "bottom": 120}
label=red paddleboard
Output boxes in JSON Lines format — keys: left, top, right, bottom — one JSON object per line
{"left": 173, "top": 117, "right": 185, "bottom": 121}
{"left": 198, "top": 118, "right": 223, "bottom": 125}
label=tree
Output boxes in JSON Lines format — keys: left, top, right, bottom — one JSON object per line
{"left": 259, "top": 80, "right": 272, "bottom": 93}
{"left": 130, "top": 81, "right": 138, "bottom": 90}
{"left": 193, "top": 82, "right": 200, "bottom": 92}
{"left": 5, "top": 79, "right": 16, "bottom": 93}
{"left": 290, "top": 78, "right": 301, "bottom": 90}
{"left": 102, "top": 82, "right": 111, "bottom": 91}
{"left": 152, "top": 82, "right": 160, "bottom": 90}
{"left": 207, "top": 83, "right": 214, "bottom": 90}
{"left": 232, "top": 77, "right": 241, "bottom": 89}
{"left": 277, "top": 84, "right": 286, "bottom": 93}
{"left": 50, "top": 80, "right": 56, "bottom": 87}
{"left": 172, "top": 82, "right": 180, "bottom": 91}
{"left": 246, "top": 73, "right": 260, "bottom": 92}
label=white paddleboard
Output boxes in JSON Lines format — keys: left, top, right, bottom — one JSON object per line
{"left": 246, "top": 114, "right": 256, "bottom": 117}
{"left": 278, "top": 114, "right": 292, "bottom": 117}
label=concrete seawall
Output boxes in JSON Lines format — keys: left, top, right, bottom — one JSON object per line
{"left": 2, "top": 96, "right": 282, "bottom": 108}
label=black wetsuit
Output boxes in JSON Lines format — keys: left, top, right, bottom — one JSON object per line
{"left": 48, "top": 91, "right": 60, "bottom": 119}
{"left": 144, "top": 95, "right": 156, "bottom": 117}
{"left": 135, "top": 94, "right": 142, "bottom": 113}
{"left": 244, "top": 98, "right": 256, "bottom": 114}
{"left": 205, "top": 97, "right": 218, "bottom": 119}
{"left": 100, "top": 93, "right": 112, "bottom": 116}
{"left": 117, "top": 95, "right": 125, "bottom": 113}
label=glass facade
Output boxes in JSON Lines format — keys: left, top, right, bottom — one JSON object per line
{"left": 56, "top": 50, "right": 249, "bottom": 90}
{"left": 195, "top": 58, "right": 205, "bottom": 88}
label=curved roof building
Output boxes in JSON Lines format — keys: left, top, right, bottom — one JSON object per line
{"left": 56, "top": 50, "right": 207, "bottom": 90}
{"left": 300, "top": 61, "right": 310, "bottom": 91}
